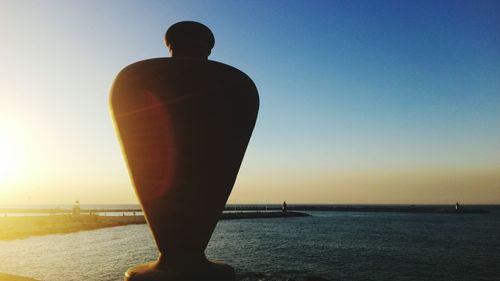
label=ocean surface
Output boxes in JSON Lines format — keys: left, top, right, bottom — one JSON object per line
{"left": 1, "top": 205, "right": 499, "bottom": 281}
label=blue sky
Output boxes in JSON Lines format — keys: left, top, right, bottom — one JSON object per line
{"left": 0, "top": 0, "right": 499, "bottom": 204}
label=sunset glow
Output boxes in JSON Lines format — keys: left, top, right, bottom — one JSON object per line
{"left": 0, "top": 121, "right": 28, "bottom": 186}
{"left": 0, "top": 0, "right": 499, "bottom": 205}
{"left": 1, "top": 2, "right": 499, "bottom": 281}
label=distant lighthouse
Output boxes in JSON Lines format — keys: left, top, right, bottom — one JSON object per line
{"left": 72, "top": 200, "right": 81, "bottom": 216}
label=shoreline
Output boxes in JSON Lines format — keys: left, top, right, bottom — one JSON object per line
{"left": 0, "top": 211, "right": 308, "bottom": 241}
{"left": 0, "top": 215, "right": 144, "bottom": 241}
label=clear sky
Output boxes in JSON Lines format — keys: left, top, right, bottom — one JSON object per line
{"left": 0, "top": 0, "right": 499, "bottom": 205}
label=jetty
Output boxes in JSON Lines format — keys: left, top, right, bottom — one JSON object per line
{"left": 223, "top": 205, "right": 490, "bottom": 214}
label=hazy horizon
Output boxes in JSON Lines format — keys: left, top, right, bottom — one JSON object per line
{"left": 1, "top": 0, "right": 499, "bottom": 205}
{"left": 1, "top": 201, "right": 499, "bottom": 208}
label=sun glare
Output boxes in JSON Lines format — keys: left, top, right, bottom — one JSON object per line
{"left": 0, "top": 124, "right": 27, "bottom": 186}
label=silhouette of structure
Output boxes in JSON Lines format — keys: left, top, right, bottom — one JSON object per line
{"left": 111, "top": 21, "right": 259, "bottom": 281}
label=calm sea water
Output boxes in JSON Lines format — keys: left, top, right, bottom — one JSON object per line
{"left": 0, "top": 206, "right": 499, "bottom": 281}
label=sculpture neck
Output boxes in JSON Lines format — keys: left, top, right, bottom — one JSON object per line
{"left": 170, "top": 49, "right": 209, "bottom": 60}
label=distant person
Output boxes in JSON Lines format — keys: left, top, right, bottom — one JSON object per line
{"left": 282, "top": 201, "right": 288, "bottom": 214}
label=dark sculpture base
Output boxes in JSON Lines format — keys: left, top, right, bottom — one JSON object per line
{"left": 124, "top": 256, "right": 235, "bottom": 281}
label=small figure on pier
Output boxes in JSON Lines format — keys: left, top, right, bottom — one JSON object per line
{"left": 455, "top": 202, "right": 461, "bottom": 211}
{"left": 282, "top": 201, "right": 288, "bottom": 214}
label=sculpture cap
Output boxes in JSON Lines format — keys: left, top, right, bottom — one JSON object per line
{"left": 165, "top": 21, "right": 215, "bottom": 58}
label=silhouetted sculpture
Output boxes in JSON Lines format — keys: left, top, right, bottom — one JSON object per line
{"left": 110, "top": 21, "right": 259, "bottom": 281}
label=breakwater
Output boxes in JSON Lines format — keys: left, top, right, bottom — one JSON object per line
{"left": 224, "top": 205, "right": 489, "bottom": 214}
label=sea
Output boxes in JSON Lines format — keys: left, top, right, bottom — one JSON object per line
{"left": 0, "top": 205, "right": 499, "bottom": 281}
